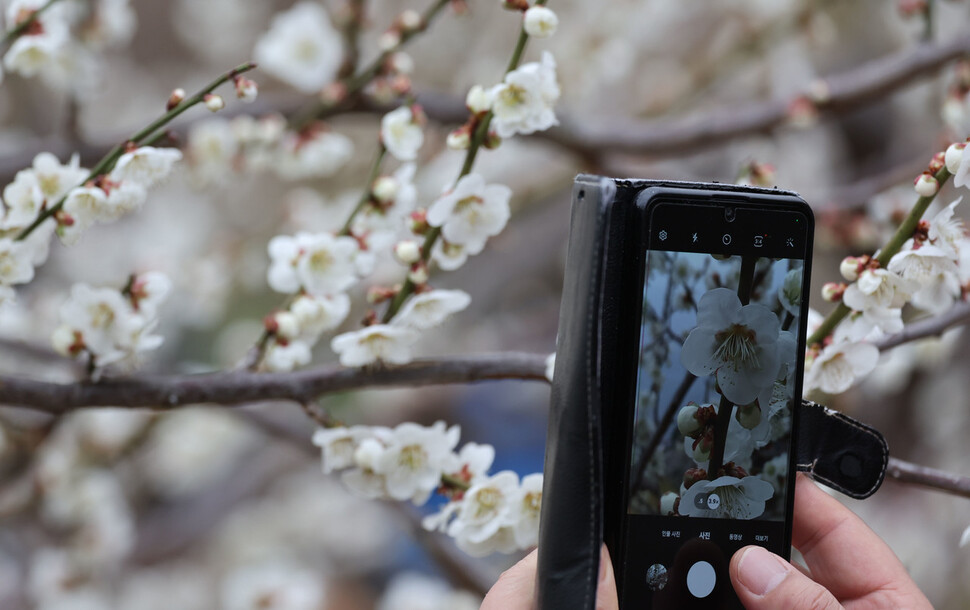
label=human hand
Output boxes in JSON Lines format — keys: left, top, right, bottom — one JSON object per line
{"left": 729, "top": 474, "right": 932, "bottom": 609}
{"left": 480, "top": 474, "right": 930, "bottom": 609}
{"left": 480, "top": 545, "right": 618, "bottom": 610}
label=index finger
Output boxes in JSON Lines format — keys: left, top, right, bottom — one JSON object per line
{"left": 791, "top": 474, "right": 911, "bottom": 601}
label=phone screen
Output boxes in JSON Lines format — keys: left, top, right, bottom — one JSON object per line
{"left": 616, "top": 199, "right": 812, "bottom": 608}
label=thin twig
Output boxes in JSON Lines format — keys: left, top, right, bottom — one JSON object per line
{"left": 807, "top": 165, "right": 952, "bottom": 346}
{"left": 14, "top": 62, "right": 257, "bottom": 241}
{"left": 290, "top": 0, "right": 452, "bottom": 131}
{"left": 0, "top": 352, "right": 548, "bottom": 414}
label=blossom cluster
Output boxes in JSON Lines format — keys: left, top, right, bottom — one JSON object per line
{"left": 51, "top": 272, "right": 170, "bottom": 371}
{"left": 312, "top": 422, "right": 542, "bottom": 557}
{"left": 805, "top": 146, "right": 970, "bottom": 395}
{"left": 185, "top": 114, "right": 353, "bottom": 185}
{"left": 0, "top": 145, "right": 182, "bottom": 305}
{"left": 2, "top": 0, "right": 136, "bottom": 92}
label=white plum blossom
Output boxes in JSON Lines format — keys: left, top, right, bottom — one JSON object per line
{"left": 679, "top": 476, "right": 774, "bottom": 519}
{"left": 374, "top": 422, "right": 461, "bottom": 504}
{"left": 391, "top": 289, "right": 471, "bottom": 330}
{"left": 262, "top": 339, "right": 313, "bottom": 372}
{"left": 274, "top": 130, "right": 354, "bottom": 180}
{"left": 927, "top": 198, "right": 967, "bottom": 258}
{"left": 888, "top": 243, "right": 960, "bottom": 314}
{"left": 680, "top": 288, "right": 783, "bottom": 406}
{"left": 253, "top": 1, "right": 342, "bottom": 93}
{"left": 381, "top": 106, "right": 424, "bottom": 162}
{"left": 955, "top": 146, "right": 970, "bottom": 189}
{"left": 330, "top": 324, "right": 419, "bottom": 367}
{"left": 267, "top": 232, "right": 371, "bottom": 296}
{"left": 803, "top": 341, "right": 880, "bottom": 395}
{"left": 445, "top": 470, "right": 521, "bottom": 556}
{"left": 221, "top": 560, "right": 325, "bottom": 610}
{"left": 3, "top": 24, "right": 69, "bottom": 78}
{"left": 110, "top": 146, "right": 182, "bottom": 188}
{"left": 511, "top": 473, "right": 542, "bottom": 548}
{"left": 426, "top": 174, "right": 512, "bottom": 254}
{"left": 834, "top": 306, "right": 903, "bottom": 340}
{"left": 52, "top": 277, "right": 169, "bottom": 369}
{"left": 0, "top": 237, "right": 40, "bottom": 285}
{"left": 778, "top": 267, "right": 802, "bottom": 316}
{"left": 352, "top": 163, "right": 418, "bottom": 248}
{"left": 290, "top": 293, "right": 351, "bottom": 336}
{"left": 488, "top": 51, "right": 560, "bottom": 138}
{"left": 842, "top": 268, "right": 915, "bottom": 312}
{"left": 82, "top": 0, "right": 138, "bottom": 49}
{"left": 431, "top": 239, "right": 470, "bottom": 271}
{"left": 312, "top": 425, "right": 381, "bottom": 474}
{"left": 185, "top": 117, "right": 239, "bottom": 184}
{"left": 2, "top": 169, "right": 45, "bottom": 229}
{"left": 523, "top": 6, "right": 558, "bottom": 38}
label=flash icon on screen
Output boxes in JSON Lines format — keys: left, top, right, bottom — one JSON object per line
{"left": 692, "top": 232, "right": 698, "bottom": 243}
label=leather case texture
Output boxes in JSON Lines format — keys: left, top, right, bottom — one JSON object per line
{"left": 536, "top": 175, "right": 889, "bottom": 609}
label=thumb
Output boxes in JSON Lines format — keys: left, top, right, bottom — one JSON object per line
{"left": 730, "top": 546, "right": 843, "bottom": 610}
{"left": 595, "top": 545, "right": 619, "bottom": 610}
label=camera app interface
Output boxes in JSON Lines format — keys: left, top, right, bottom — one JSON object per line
{"left": 621, "top": 223, "right": 806, "bottom": 607}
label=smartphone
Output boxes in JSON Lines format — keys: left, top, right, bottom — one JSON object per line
{"left": 603, "top": 185, "right": 814, "bottom": 608}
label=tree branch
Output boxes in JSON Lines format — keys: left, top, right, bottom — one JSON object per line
{"left": 885, "top": 456, "right": 970, "bottom": 499}
{"left": 541, "top": 34, "right": 970, "bottom": 158}
{"left": 0, "top": 352, "right": 548, "bottom": 414}
{"left": 874, "top": 300, "right": 970, "bottom": 351}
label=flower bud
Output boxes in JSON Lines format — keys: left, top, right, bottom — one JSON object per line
{"left": 408, "top": 261, "right": 429, "bottom": 285}
{"left": 821, "top": 281, "right": 845, "bottom": 302}
{"left": 378, "top": 30, "right": 401, "bottom": 52}
{"left": 676, "top": 405, "right": 701, "bottom": 436}
{"left": 446, "top": 127, "right": 471, "bottom": 150}
{"left": 484, "top": 130, "right": 502, "bottom": 149}
{"left": 692, "top": 439, "right": 711, "bottom": 463}
{"left": 394, "top": 240, "right": 422, "bottom": 264}
{"left": 372, "top": 176, "right": 399, "bottom": 204}
{"left": 501, "top": 0, "right": 529, "bottom": 10}
{"left": 659, "top": 492, "right": 679, "bottom": 516}
{"left": 388, "top": 52, "right": 414, "bottom": 75}
{"left": 914, "top": 172, "right": 939, "bottom": 197}
{"left": 234, "top": 77, "right": 258, "bottom": 103}
{"left": 204, "top": 94, "right": 225, "bottom": 112}
{"left": 945, "top": 142, "right": 966, "bottom": 174}
{"left": 523, "top": 6, "right": 558, "bottom": 38}
{"left": 928, "top": 151, "right": 945, "bottom": 174}
{"left": 736, "top": 404, "right": 761, "bottom": 430}
{"left": 839, "top": 256, "right": 860, "bottom": 282}
{"left": 466, "top": 84, "right": 491, "bottom": 115}
{"left": 273, "top": 311, "right": 300, "bottom": 340}
{"left": 367, "top": 285, "right": 397, "bottom": 304}
{"left": 354, "top": 438, "right": 384, "bottom": 470}
{"left": 52, "top": 325, "right": 81, "bottom": 357}
{"left": 167, "top": 88, "right": 186, "bottom": 111}
{"left": 408, "top": 209, "right": 430, "bottom": 235}
{"left": 683, "top": 467, "right": 707, "bottom": 489}
{"left": 398, "top": 9, "right": 422, "bottom": 31}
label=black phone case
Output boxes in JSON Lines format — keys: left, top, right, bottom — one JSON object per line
{"left": 536, "top": 175, "right": 889, "bottom": 609}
